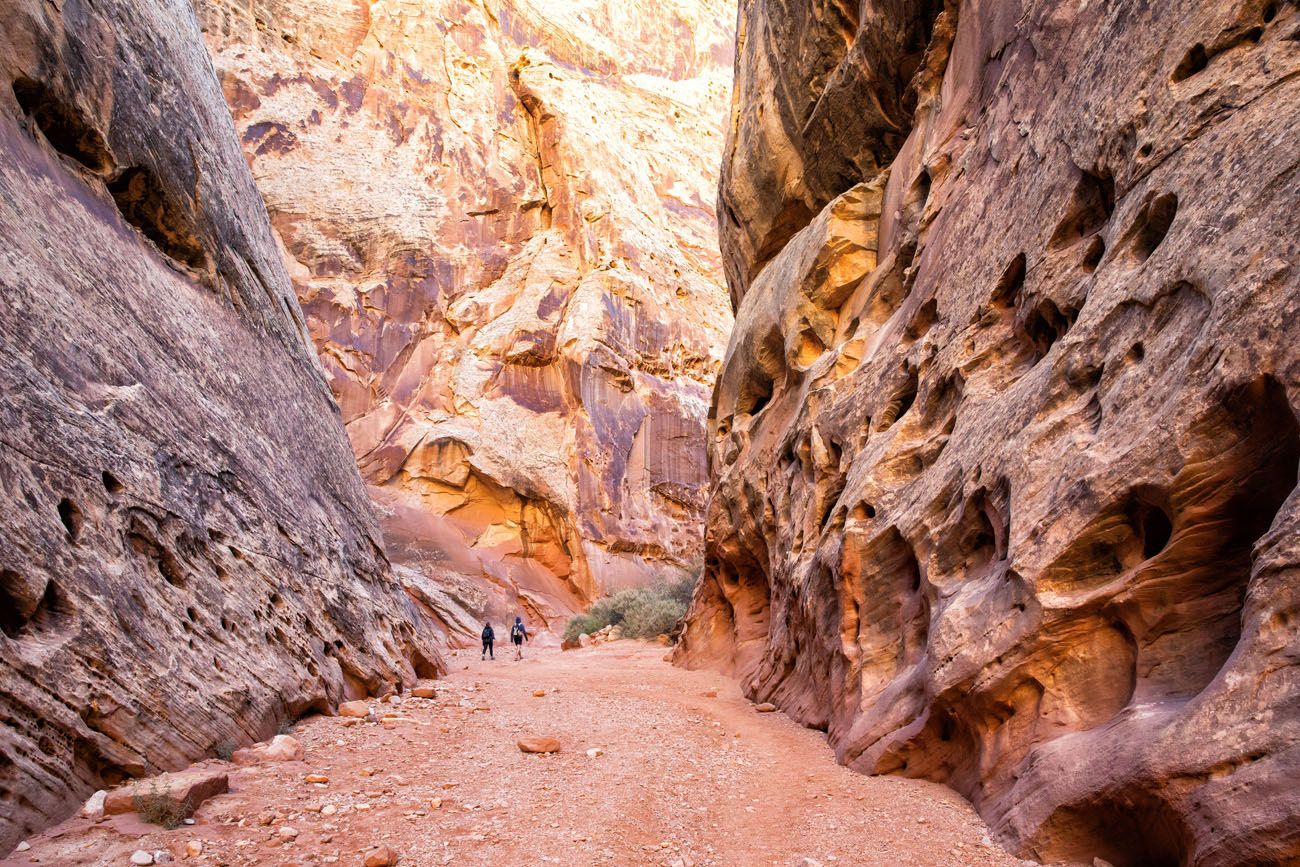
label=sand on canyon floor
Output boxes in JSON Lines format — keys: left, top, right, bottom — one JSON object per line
{"left": 7, "top": 642, "right": 1028, "bottom": 867}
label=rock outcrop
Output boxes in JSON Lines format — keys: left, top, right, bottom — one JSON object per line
{"left": 679, "top": 1, "right": 1300, "bottom": 864}
{"left": 0, "top": 0, "right": 441, "bottom": 849}
{"left": 194, "top": 0, "right": 736, "bottom": 630}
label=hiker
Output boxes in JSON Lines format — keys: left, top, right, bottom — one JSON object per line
{"left": 481, "top": 621, "right": 495, "bottom": 660}
{"left": 510, "top": 616, "right": 529, "bottom": 660}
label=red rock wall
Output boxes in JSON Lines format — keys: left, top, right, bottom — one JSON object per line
{"left": 194, "top": 0, "right": 737, "bottom": 634}
{"left": 679, "top": 0, "right": 1300, "bottom": 863}
{"left": 0, "top": 0, "right": 442, "bottom": 849}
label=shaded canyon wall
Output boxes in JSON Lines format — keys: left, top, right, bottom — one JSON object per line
{"left": 0, "top": 0, "right": 443, "bottom": 849}
{"left": 193, "top": 0, "right": 737, "bottom": 635}
{"left": 679, "top": 0, "right": 1300, "bottom": 864}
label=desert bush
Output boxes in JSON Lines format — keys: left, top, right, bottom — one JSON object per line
{"left": 213, "top": 740, "right": 236, "bottom": 761}
{"left": 563, "top": 574, "right": 697, "bottom": 643}
{"left": 133, "top": 785, "right": 194, "bottom": 829}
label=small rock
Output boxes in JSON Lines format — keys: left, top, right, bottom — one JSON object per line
{"left": 304, "top": 774, "right": 330, "bottom": 784}
{"left": 153, "top": 852, "right": 173, "bottom": 864}
{"left": 363, "top": 845, "right": 399, "bottom": 867}
{"left": 517, "top": 736, "right": 561, "bottom": 754}
{"left": 15, "top": 841, "right": 30, "bottom": 852}
{"left": 702, "top": 688, "right": 718, "bottom": 698}
{"left": 81, "top": 789, "right": 107, "bottom": 819}
{"left": 279, "top": 826, "right": 299, "bottom": 839}
{"left": 533, "top": 690, "right": 546, "bottom": 697}
{"left": 800, "top": 860, "right": 824, "bottom": 867}
{"left": 430, "top": 798, "right": 443, "bottom": 809}
{"left": 578, "top": 633, "right": 592, "bottom": 647}
{"left": 130, "top": 852, "right": 154, "bottom": 866}
{"left": 411, "top": 687, "right": 436, "bottom": 699}
{"left": 1093, "top": 860, "right": 1116, "bottom": 867}
{"left": 754, "top": 702, "right": 778, "bottom": 713}
{"left": 338, "top": 700, "right": 369, "bottom": 718}
{"left": 586, "top": 747, "right": 605, "bottom": 758}
{"left": 321, "top": 804, "right": 338, "bottom": 816}
{"left": 185, "top": 840, "right": 203, "bottom": 857}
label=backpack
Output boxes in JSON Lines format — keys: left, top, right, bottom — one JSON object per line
{"left": 482, "top": 625, "right": 493, "bottom": 640}
{"left": 511, "top": 623, "right": 524, "bottom": 640}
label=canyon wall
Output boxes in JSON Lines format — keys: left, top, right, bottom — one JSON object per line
{"left": 193, "top": 0, "right": 736, "bottom": 634}
{"left": 679, "top": 0, "right": 1300, "bottom": 864}
{"left": 0, "top": 0, "right": 442, "bottom": 848}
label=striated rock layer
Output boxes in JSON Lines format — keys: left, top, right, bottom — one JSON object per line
{"left": 679, "top": 0, "right": 1300, "bottom": 864}
{"left": 194, "top": 0, "right": 736, "bottom": 632}
{"left": 0, "top": 0, "right": 442, "bottom": 849}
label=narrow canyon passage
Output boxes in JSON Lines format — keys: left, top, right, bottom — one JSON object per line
{"left": 8, "top": 644, "right": 1019, "bottom": 867}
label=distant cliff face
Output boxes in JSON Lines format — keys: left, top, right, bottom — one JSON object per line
{"left": 194, "top": 0, "right": 736, "bottom": 632}
{"left": 0, "top": 0, "right": 442, "bottom": 849}
{"left": 679, "top": 1, "right": 1300, "bottom": 864}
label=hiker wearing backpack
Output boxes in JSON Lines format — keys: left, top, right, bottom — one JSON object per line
{"left": 510, "top": 616, "right": 529, "bottom": 660}
{"left": 481, "top": 621, "right": 495, "bottom": 660}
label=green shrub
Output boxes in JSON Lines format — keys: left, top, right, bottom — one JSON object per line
{"left": 563, "top": 574, "right": 697, "bottom": 643}
{"left": 213, "top": 740, "right": 236, "bottom": 762}
{"left": 133, "top": 785, "right": 194, "bottom": 829}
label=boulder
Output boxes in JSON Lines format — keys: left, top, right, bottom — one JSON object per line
{"left": 232, "top": 735, "right": 303, "bottom": 766}
{"left": 410, "top": 687, "right": 437, "bottom": 699}
{"left": 104, "top": 769, "right": 229, "bottom": 818}
{"left": 338, "top": 701, "right": 370, "bottom": 718}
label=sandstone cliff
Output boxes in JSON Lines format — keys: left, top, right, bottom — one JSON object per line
{"left": 194, "top": 0, "right": 736, "bottom": 633}
{"left": 679, "top": 0, "right": 1300, "bottom": 864}
{"left": 0, "top": 0, "right": 442, "bottom": 849}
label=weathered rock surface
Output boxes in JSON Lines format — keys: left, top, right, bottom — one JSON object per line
{"left": 0, "top": 0, "right": 441, "bottom": 849}
{"left": 194, "top": 0, "right": 737, "bottom": 629}
{"left": 679, "top": 1, "right": 1300, "bottom": 864}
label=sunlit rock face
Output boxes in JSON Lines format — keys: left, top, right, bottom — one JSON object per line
{"left": 0, "top": 0, "right": 442, "bottom": 849}
{"left": 679, "top": 0, "right": 1300, "bottom": 864}
{"left": 195, "top": 0, "right": 736, "bottom": 634}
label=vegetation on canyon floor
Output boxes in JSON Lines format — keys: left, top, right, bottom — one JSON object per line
{"left": 563, "top": 575, "right": 696, "bottom": 644}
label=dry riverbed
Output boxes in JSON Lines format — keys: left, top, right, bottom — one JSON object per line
{"left": 5, "top": 643, "right": 1028, "bottom": 866}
